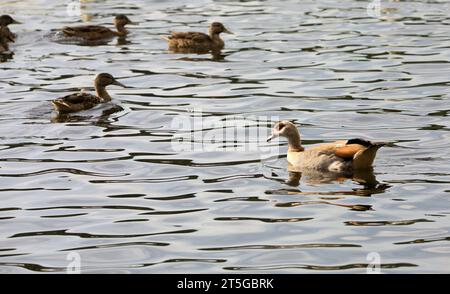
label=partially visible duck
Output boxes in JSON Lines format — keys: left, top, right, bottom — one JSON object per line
{"left": 61, "top": 15, "right": 135, "bottom": 41}
{"left": 0, "top": 34, "right": 10, "bottom": 53}
{"left": 267, "top": 121, "right": 387, "bottom": 172}
{"left": 163, "top": 22, "right": 233, "bottom": 52}
{"left": 51, "top": 73, "right": 125, "bottom": 114}
{"left": 0, "top": 15, "right": 21, "bottom": 42}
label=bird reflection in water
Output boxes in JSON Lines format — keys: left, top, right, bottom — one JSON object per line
{"left": 171, "top": 48, "right": 226, "bottom": 62}
{"left": 266, "top": 165, "right": 390, "bottom": 211}
{"left": 285, "top": 164, "right": 384, "bottom": 188}
{"left": 51, "top": 104, "right": 124, "bottom": 123}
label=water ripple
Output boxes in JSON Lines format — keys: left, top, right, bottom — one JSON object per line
{"left": 0, "top": 0, "right": 449, "bottom": 273}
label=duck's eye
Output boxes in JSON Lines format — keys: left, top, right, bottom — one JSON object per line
{"left": 277, "top": 123, "right": 285, "bottom": 131}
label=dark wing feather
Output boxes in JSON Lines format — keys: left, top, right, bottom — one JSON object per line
{"left": 334, "top": 138, "right": 387, "bottom": 160}
{"left": 57, "top": 93, "right": 100, "bottom": 104}
{"left": 346, "top": 138, "right": 372, "bottom": 147}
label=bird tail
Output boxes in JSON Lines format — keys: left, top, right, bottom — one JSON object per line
{"left": 51, "top": 100, "right": 72, "bottom": 114}
{"left": 62, "top": 27, "right": 77, "bottom": 37}
{"left": 160, "top": 35, "right": 171, "bottom": 42}
{"left": 370, "top": 141, "right": 389, "bottom": 147}
{"left": 352, "top": 141, "right": 388, "bottom": 170}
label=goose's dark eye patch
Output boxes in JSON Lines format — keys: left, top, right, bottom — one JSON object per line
{"left": 277, "top": 123, "right": 285, "bottom": 130}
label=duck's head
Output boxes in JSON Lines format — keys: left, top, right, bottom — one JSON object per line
{"left": 114, "top": 14, "right": 136, "bottom": 27}
{"left": 0, "top": 15, "right": 21, "bottom": 26}
{"left": 267, "top": 121, "right": 299, "bottom": 142}
{"left": 209, "top": 22, "right": 233, "bottom": 35}
{"left": 95, "top": 73, "right": 126, "bottom": 88}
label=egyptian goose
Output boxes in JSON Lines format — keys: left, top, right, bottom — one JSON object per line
{"left": 267, "top": 121, "right": 387, "bottom": 172}
{"left": 51, "top": 73, "right": 125, "bottom": 114}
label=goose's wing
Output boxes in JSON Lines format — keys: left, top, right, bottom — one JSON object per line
{"left": 334, "top": 144, "right": 367, "bottom": 159}
{"left": 308, "top": 139, "right": 378, "bottom": 160}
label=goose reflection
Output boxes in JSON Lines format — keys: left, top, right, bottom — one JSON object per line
{"left": 286, "top": 164, "right": 380, "bottom": 187}
{"left": 267, "top": 165, "right": 389, "bottom": 198}
{"left": 264, "top": 167, "right": 390, "bottom": 212}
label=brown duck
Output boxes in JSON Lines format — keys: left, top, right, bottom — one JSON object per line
{"left": 62, "top": 15, "right": 135, "bottom": 41}
{"left": 0, "top": 15, "right": 21, "bottom": 43}
{"left": 52, "top": 73, "right": 126, "bottom": 114}
{"left": 163, "top": 22, "right": 233, "bottom": 52}
{"left": 0, "top": 34, "right": 10, "bottom": 53}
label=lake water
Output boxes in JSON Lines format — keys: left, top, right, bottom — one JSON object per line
{"left": 0, "top": 0, "right": 449, "bottom": 273}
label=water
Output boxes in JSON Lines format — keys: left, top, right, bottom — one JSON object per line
{"left": 0, "top": 0, "right": 449, "bottom": 273}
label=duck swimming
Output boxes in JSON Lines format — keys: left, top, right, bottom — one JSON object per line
{"left": 61, "top": 15, "right": 135, "bottom": 41}
{"left": 267, "top": 121, "right": 387, "bottom": 173}
{"left": 0, "top": 34, "right": 10, "bottom": 53}
{"left": 0, "top": 15, "right": 21, "bottom": 42}
{"left": 163, "top": 22, "right": 233, "bottom": 52}
{"left": 51, "top": 73, "right": 125, "bottom": 114}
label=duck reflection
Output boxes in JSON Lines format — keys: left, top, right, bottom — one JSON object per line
{"left": 116, "top": 36, "right": 131, "bottom": 46}
{"left": 171, "top": 49, "right": 226, "bottom": 62}
{"left": 51, "top": 104, "right": 124, "bottom": 123}
{"left": 0, "top": 50, "right": 13, "bottom": 62}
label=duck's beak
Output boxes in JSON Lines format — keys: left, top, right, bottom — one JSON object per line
{"left": 11, "top": 19, "right": 21, "bottom": 25}
{"left": 223, "top": 28, "right": 233, "bottom": 34}
{"left": 112, "top": 80, "right": 126, "bottom": 88}
{"left": 266, "top": 134, "right": 276, "bottom": 142}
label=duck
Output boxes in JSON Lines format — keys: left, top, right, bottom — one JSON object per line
{"left": 267, "top": 121, "right": 387, "bottom": 172}
{"left": 162, "top": 22, "right": 233, "bottom": 52}
{"left": 51, "top": 73, "right": 125, "bottom": 114}
{"left": 0, "top": 15, "right": 21, "bottom": 42}
{"left": 0, "top": 27, "right": 15, "bottom": 43}
{"left": 0, "top": 34, "right": 10, "bottom": 53}
{"left": 61, "top": 15, "right": 135, "bottom": 41}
